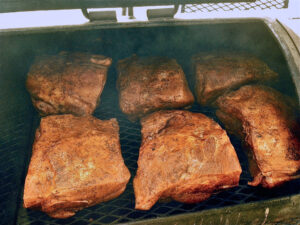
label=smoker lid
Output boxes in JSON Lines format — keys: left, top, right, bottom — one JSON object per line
{"left": 0, "top": 0, "right": 255, "bottom": 13}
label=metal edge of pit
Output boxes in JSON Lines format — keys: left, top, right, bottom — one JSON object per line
{"left": 264, "top": 17, "right": 300, "bottom": 104}
{"left": 0, "top": 18, "right": 268, "bottom": 36}
{"left": 121, "top": 194, "right": 300, "bottom": 225}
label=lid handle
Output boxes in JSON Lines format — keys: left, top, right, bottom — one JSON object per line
{"left": 147, "top": 5, "right": 179, "bottom": 20}
{"left": 81, "top": 8, "right": 117, "bottom": 22}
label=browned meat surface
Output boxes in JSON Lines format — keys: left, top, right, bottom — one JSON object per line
{"left": 134, "top": 110, "right": 241, "bottom": 210}
{"left": 216, "top": 85, "right": 300, "bottom": 188}
{"left": 23, "top": 115, "right": 130, "bottom": 218}
{"left": 117, "top": 55, "right": 194, "bottom": 120}
{"left": 26, "top": 52, "right": 112, "bottom": 116}
{"left": 193, "top": 53, "right": 278, "bottom": 106}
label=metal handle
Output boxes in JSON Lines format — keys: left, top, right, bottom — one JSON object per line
{"left": 81, "top": 8, "right": 117, "bottom": 22}
{"left": 147, "top": 5, "right": 179, "bottom": 20}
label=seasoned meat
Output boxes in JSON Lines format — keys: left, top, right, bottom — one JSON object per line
{"left": 23, "top": 115, "right": 130, "bottom": 218}
{"left": 26, "top": 52, "right": 112, "bottom": 116}
{"left": 193, "top": 53, "right": 278, "bottom": 106}
{"left": 134, "top": 110, "right": 241, "bottom": 210}
{"left": 117, "top": 55, "right": 194, "bottom": 120}
{"left": 216, "top": 85, "right": 300, "bottom": 188}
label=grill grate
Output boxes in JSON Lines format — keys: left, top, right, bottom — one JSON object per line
{"left": 182, "top": 0, "right": 289, "bottom": 13}
{"left": 16, "top": 82, "right": 300, "bottom": 225}
{"left": 0, "top": 58, "right": 37, "bottom": 225}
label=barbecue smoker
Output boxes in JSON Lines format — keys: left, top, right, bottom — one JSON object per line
{"left": 0, "top": 0, "right": 300, "bottom": 224}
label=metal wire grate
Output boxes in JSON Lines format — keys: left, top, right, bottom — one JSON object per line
{"left": 16, "top": 81, "right": 300, "bottom": 225}
{"left": 182, "top": 0, "right": 289, "bottom": 13}
{"left": 0, "top": 53, "right": 37, "bottom": 225}
{"left": 0, "top": 110, "right": 34, "bottom": 225}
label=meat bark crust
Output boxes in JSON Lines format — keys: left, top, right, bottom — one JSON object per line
{"left": 216, "top": 85, "right": 300, "bottom": 188}
{"left": 23, "top": 115, "right": 130, "bottom": 218}
{"left": 193, "top": 52, "right": 278, "bottom": 106}
{"left": 26, "top": 52, "right": 112, "bottom": 116}
{"left": 117, "top": 55, "right": 194, "bottom": 120}
{"left": 134, "top": 110, "right": 241, "bottom": 210}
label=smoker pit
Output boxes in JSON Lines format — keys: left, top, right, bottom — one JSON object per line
{"left": 0, "top": 19, "right": 299, "bottom": 224}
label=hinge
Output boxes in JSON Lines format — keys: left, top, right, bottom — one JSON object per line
{"left": 81, "top": 5, "right": 179, "bottom": 22}
{"left": 147, "top": 5, "right": 179, "bottom": 20}
{"left": 81, "top": 8, "right": 117, "bottom": 22}
{"left": 122, "top": 7, "right": 136, "bottom": 19}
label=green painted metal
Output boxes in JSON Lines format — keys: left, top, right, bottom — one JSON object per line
{"left": 126, "top": 195, "right": 300, "bottom": 225}
{"left": 0, "top": 0, "right": 255, "bottom": 13}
